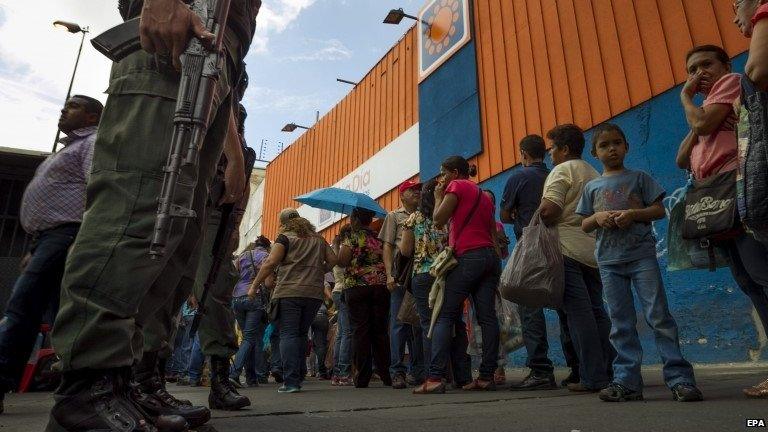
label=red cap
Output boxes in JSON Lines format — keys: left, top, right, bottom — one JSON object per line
{"left": 398, "top": 180, "right": 421, "bottom": 195}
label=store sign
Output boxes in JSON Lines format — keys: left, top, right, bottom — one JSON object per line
{"left": 297, "top": 123, "right": 420, "bottom": 231}
{"left": 418, "top": 0, "right": 472, "bottom": 82}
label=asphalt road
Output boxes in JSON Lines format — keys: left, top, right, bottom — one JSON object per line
{"left": 1, "top": 366, "right": 766, "bottom": 432}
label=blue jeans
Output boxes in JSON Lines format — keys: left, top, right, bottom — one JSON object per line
{"left": 429, "top": 247, "right": 500, "bottom": 381}
{"left": 332, "top": 291, "right": 352, "bottom": 377}
{"left": 277, "top": 297, "right": 322, "bottom": 387}
{"left": 517, "top": 306, "right": 579, "bottom": 375}
{"left": 561, "top": 256, "right": 614, "bottom": 389}
{"left": 411, "top": 272, "right": 471, "bottom": 384}
{"left": 166, "top": 315, "right": 194, "bottom": 375}
{"left": 0, "top": 223, "right": 79, "bottom": 391}
{"left": 187, "top": 333, "right": 205, "bottom": 382}
{"left": 600, "top": 256, "right": 695, "bottom": 392}
{"left": 310, "top": 310, "right": 329, "bottom": 376}
{"left": 230, "top": 295, "right": 267, "bottom": 382}
{"left": 389, "top": 284, "right": 425, "bottom": 379}
{"left": 269, "top": 323, "right": 282, "bottom": 374}
{"left": 728, "top": 232, "right": 768, "bottom": 336}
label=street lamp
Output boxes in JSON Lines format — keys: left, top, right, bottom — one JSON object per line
{"left": 336, "top": 78, "right": 359, "bottom": 86}
{"left": 281, "top": 123, "right": 310, "bottom": 132}
{"left": 52, "top": 20, "right": 89, "bottom": 153}
{"left": 383, "top": 8, "right": 430, "bottom": 26}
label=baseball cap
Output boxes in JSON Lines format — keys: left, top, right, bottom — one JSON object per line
{"left": 279, "top": 207, "right": 300, "bottom": 224}
{"left": 398, "top": 180, "right": 421, "bottom": 195}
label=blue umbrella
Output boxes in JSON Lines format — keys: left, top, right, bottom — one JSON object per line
{"left": 295, "top": 187, "right": 388, "bottom": 218}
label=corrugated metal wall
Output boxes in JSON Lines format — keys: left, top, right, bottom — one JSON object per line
{"left": 263, "top": 0, "right": 748, "bottom": 239}
{"left": 470, "top": 0, "right": 748, "bottom": 181}
{"left": 262, "top": 28, "right": 420, "bottom": 239}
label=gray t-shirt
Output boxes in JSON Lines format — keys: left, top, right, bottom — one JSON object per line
{"left": 576, "top": 169, "right": 665, "bottom": 265}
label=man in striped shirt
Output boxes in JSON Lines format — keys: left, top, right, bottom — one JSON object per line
{"left": 0, "top": 95, "right": 101, "bottom": 415}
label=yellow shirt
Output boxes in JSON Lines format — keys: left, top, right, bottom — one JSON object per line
{"left": 542, "top": 159, "right": 599, "bottom": 268}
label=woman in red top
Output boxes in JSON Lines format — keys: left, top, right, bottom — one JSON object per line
{"left": 414, "top": 156, "right": 501, "bottom": 394}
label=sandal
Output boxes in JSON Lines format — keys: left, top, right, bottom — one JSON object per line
{"left": 413, "top": 380, "right": 446, "bottom": 394}
{"left": 462, "top": 379, "right": 496, "bottom": 391}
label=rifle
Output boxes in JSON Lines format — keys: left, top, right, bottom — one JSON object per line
{"left": 188, "top": 143, "right": 257, "bottom": 338}
{"left": 91, "top": 0, "right": 232, "bottom": 258}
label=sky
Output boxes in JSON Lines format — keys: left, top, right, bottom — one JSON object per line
{"left": 0, "top": 0, "right": 421, "bottom": 167}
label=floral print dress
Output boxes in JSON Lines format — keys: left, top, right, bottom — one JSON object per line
{"left": 341, "top": 227, "right": 387, "bottom": 288}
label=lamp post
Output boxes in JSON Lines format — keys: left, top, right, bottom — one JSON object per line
{"left": 383, "top": 8, "right": 431, "bottom": 27}
{"left": 336, "top": 78, "right": 359, "bottom": 86}
{"left": 52, "top": 20, "right": 89, "bottom": 153}
{"left": 281, "top": 123, "right": 311, "bottom": 132}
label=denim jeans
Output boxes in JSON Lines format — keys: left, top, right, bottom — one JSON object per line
{"left": 517, "top": 306, "right": 579, "bottom": 375}
{"left": 0, "top": 223, "right": 79, "bottom": 391}
{"left": 389, "top": 284, "right": 424, "bottom": 379}
{"left": 166, "top": 315, "right": 194, "bottom": 375}
{"left": 187, "top": 333, "right": 205, "bottom": 382}
{"left": 561, "top": 256, "right": 614, "bottom": 389}
{"left": 230, "top": 295, "right": 267, "bottom": 382}
{"left": 310, "top": 308, "right": 330, "bottom": 376}
{"left": 269, "top": 323, "right": 282, "bottom": 374}
{"left": 429, "top": 247, "right": 500, "bottom": 381}
{"left": 600, "top": 256, "right": 695, "bottom": 391}
{"left": 728, "top": 232, "right": 768, "bottom": 336}
{"left": 331, "top": 291, "right": 352, "bottom": 377}
{"left": 411, "top": 272, "right": 471, "bottom": 384}
{"left": 277, "top": 297, "right": 322, "bottom": 387}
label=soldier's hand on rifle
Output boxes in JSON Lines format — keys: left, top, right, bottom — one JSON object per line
{"left": 139, "top": 0, "right": 215, "bottom": 71}
{"left": 219, "top": 110, "right": 247, "bottom": 205}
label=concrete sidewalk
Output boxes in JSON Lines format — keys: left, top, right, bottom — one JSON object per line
{"left": 1, "top": 366, "right": 766, "bottom": 432}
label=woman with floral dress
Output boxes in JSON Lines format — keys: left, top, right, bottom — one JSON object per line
{"left": 338, "top": 208, "right": 392, "bottom": 388}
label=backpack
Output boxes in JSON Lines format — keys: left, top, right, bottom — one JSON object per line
{"left": 738, "top": 75, "right": 768, "bottom": 231}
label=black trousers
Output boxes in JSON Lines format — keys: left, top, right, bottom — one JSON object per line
{"left": 345, "top": 285, "right": 391, "bottom": 387}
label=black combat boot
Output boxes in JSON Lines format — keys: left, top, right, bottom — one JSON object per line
{"left": 46, "top": 368, "right": 159, "bottom": 432}
{"left": 132, "top": 351, "right": 210, "bottom": 429}
{"left": 209, "top": 356, "right": 250, "bottom": 410}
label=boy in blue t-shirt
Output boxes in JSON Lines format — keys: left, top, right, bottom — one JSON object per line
{"left": 576, "top": 123, "right": 703, "bottom": 403}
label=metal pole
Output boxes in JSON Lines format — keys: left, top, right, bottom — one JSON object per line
{"left": 52, "top": 29, "right": 88, "bottom": 153}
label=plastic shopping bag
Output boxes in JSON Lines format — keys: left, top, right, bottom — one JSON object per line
{"left": 497, "top": 297, "right": 523, "bottom": 354}
{"left": 500, "top": 213, "right": 564, "bottom": 308}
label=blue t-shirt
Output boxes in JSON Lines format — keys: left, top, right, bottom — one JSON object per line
{"left": 576, "top": 169, "right": 665, "bottom": 265}
{"left": 500, "top": 162, "right": 550, "bottom": 239}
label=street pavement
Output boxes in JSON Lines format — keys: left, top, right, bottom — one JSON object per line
{"left": 1, "top": 365, "right": 766, "bottom": 432}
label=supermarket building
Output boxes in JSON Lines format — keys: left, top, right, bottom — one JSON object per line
{"left": 256, "top": 0, "right": 763, "bottom": 366}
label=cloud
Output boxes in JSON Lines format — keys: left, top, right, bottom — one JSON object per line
{"left": 283, "top": 38, "right": 352, "bottom": 62}
{"left": 0, "top": 0, "right": 314, "bottom": 153}
{"left": 242, "top": 85, "right": 325, "bottom": 113}
{"left": 249, "top": 0, "right": 317, "bottom": 55}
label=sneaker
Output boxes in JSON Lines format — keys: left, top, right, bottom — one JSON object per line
{"left": 318, "top": 372, "right": 332, "bottom": 381}
{"left": 560, "top": 370, "right": 580, "bottom": 388}
{"left": 567, "top": 382, "right": 601, "bottom": 393}
{"left": 176, "top": 376, "right": 190, "bottom": 386}
{"left": 277, "top": 385, "right": 301, "bottom": 394}
{"left": 406, "top": 374, "right": 424, "bottom": 386}
{"left": 494, "top": 368, "right": 506, "bottom": 386}
{"left": 190, "top": 379, "right": 203, "bottom": 387}
{"left": 271, "top": 371, "right": 284, "bottom": 384}
{"left": 392, "top": 374, "right": 407, "bottom": 390}
{"left": 672, "top": 383, "right": 703, "bottom": 402}
{"left": 337, "top": 376, "right": 354, "bottom": 386}
{"left": 743, "top": 378, "right": 768, "bottom": 398}
{"left": 509, "top": 372, "right": 558, "bottom": 391}
{"left": 330, "top": 375, "right": 340, "bottom": 386}
{"left": 599, "top": 383, "right": 643, "bottom": 402}
{"left": 258, "top": 376, "right": 269, "bottom": 385}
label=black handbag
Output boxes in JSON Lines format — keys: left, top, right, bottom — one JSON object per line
{"left": 682, "top": 170, "right": 742, "bottom": 243}
{"left": 392, "top": 249, "right": 414, "bottom": 289}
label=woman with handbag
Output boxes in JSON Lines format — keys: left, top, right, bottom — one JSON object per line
{"left": 247, "top": 208, "right": 337, "bottom": 393}
{"left": 400, "top": 179, "right": 472, "bottom": 389}
{"left": 337, "top": 208, "right": 392, "bottom": 388}
{"left": 414, "top": 156, "right": 501, "bottom": 394}
{"left": 230, "top": 236, "right": 272, "bottom": 387}
{"left": 733, "top": 0, "right": 768, "bottom": 398}
{"left": 678, "top": 43, "right": 768, "bottom": 397}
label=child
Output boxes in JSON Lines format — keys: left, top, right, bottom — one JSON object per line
{"left": 576, "top": 123, "right": 703, "bottom": 402}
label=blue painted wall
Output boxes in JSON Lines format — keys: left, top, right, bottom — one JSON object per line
{"left": 419, "top": 41, "right": 483, "bottom": 181}
{"left": 479, "top": 53, "right": 765, "bottom": 366}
